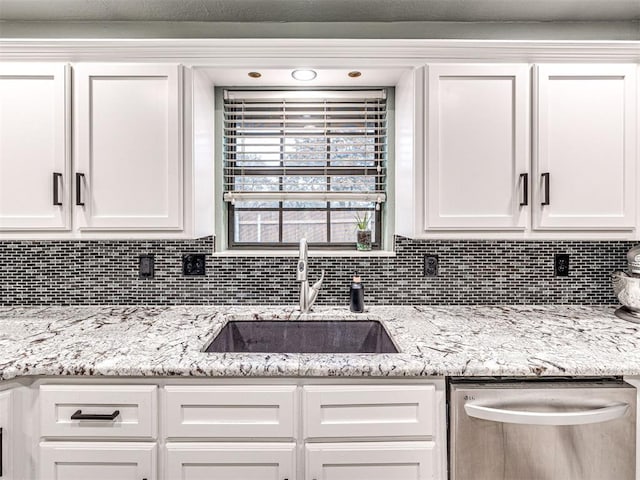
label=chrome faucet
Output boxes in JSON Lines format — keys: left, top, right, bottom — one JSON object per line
{"left": 297, "top": 238, "right": 325, "bottom": 313}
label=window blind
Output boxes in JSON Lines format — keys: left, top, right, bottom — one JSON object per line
{"left": 223, "top": 89, "right": 387, "bottom": 206}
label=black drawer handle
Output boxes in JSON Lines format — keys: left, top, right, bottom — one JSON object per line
{"left": 75, "top": 172, "right": 85, "bottom": 206}
{"left": 53, "top": 172, "right": 63, "bottom": 206}
{"left": 519, "top": 173, "right": 528, "bottom": 206}
{"left": 541, "top": 172, "right": 550, "bottom": 206}
{"left": 1, "top": 426, "right": 3, "bottom": 477}
{"left": 71, "top": 409, "right": 120, "bottom": 421}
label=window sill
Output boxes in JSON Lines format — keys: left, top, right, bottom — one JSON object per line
{"left": 211, "top": 249, "right": 396, "bottom": 258}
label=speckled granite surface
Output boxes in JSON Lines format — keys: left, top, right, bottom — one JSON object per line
{"left": 0, "top": 305, "right": 638, "bottom": 380}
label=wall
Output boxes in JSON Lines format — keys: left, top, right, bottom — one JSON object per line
{"left": 0, "top": 236, "right": 630, "bottom": 306}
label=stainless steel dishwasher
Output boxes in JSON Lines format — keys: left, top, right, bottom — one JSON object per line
{"left": 449, "top": 378, "right": 636, "bottom": 480}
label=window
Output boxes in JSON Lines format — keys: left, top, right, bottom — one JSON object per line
{"left": 223, "top": 89, "right": 388, "bottom": 249}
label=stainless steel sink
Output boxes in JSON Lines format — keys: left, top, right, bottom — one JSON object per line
{"left": 203, "top": 320, "right": 399, "bottom": 354}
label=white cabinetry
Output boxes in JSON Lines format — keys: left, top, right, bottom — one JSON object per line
{"left": 40, "top": 385, "right": 157, "bottom": 439}
{"left": 303, "top": 384, "right": 444, "bottom": 480}
{"left": 74, "top": 64, "right": 183, "bottom": 231}
{"left": 306, "top": 442, "right": 437, "bottom": 480}
{"left": 303, "top": 384, "right": 435, "bottom": 438}
{"left": 0, "top": 62, "right": 214, "bottom": 239}
{"left": 39, "top": 385, "right": 158, "bottom": 480}
{"left": 166, "top": 443, "right": 296, "bottom": 480}
{"left": 28, "top": 379, "right": 445, "bottom": 480}
{"left": 425, "top": 64, "right": 529, "bottom": 230}
{"left": 397, "top": 62, "right": 639, "bottom": 239}
{"left": 533, "top": 64, "right": 637, "bottom": 230}
{"left": 0, "top": 390, "right": 13, "bottom": 480}
{"left": 0, "top": 63, "right": 70, "bottom": 231}
{"left": 164, "top": 385, "right": 296, "bottom": 439}
{"left": 39, "top": 442, "right": 156, "bottom": 480}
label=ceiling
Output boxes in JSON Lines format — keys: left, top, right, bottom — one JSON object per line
{"left": 1, "top": 0, "right": 639, "bottom": 22}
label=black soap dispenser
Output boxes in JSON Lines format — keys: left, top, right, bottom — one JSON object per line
{"left": 350, "top": 272, "right": 365, "bottom": 313}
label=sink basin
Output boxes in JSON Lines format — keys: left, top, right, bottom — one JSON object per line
{"left": 204, "top": 320, "right": 399, "bottom": 354}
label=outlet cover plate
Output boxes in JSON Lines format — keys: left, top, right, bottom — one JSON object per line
{"left": 139, "top": 254, "right": 155, "bottom": 279}
{"left": 183, "top": 254, "right": 206, "bottom": 276}
{"left": 555, "top": 254, "right": 570, "bottom": 277}
{"left": 424, "top": 254, "right": 439, "bottom": 277}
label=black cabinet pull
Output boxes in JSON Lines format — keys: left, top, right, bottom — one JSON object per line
{"left": 53, "top": 172, "right": 63, "bottom": 206}
{"left": 71, "top": 409, "right": 120, "bottom": 421}
{"left": 0, "top": 427, "right": 3, "bottom": 477}
{"left": 75, "top": 172, "right": 85, "bottom": 206}
{"left": 541, "top": 172, "right": 550, "bottom": 206}
{"left": 519, "top": 173, "right": 528, "bottom": 206}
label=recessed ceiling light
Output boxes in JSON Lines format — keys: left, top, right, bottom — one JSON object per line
{"left": 248, "top": 71, "right": 262, "bottom": 78}
{"left": 348, "top": 71, "right": 362, "bottom": 78}
{"left": 291, "top": 69, "right": 317, "bottom": 81}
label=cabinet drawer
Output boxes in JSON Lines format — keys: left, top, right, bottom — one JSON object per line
{"left": 40, "top": 385, "right": 157, "bottom": 439}
{"left": 303, "top": 385, "right": 435, "bottom": 439}
{"left": 306, "top": 441, "right": 437, "bottom": 480}
{"left": 164, "top": 385, "right": 297, "bottom": 438}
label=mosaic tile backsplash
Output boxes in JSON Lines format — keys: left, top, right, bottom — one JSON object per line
{"left": 0, "top": 236, "right": 632, "bottom": 306}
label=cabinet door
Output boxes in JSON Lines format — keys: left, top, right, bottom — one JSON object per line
{"left": 534, "top": 64, "right": 636, "bottom": 230}
{"left": 306, "top": 442, "right": 437, "bottom": 480}
{"left": 166, "top": 443, "right": 295, "bottom": 480}
{"left": 39, "top": 442, "right": 156, "bottom": 480}
{"left": 0, "top": 391, "right": 13, "bottom": 480}
{"left": 74, "top": 63, "right": 182, "bottom": 231}
{"left": 0, "top": 63, "right": 70, "bottom": 231}
{"left": 426, "top": 64, "right": 529, "bottom": 230}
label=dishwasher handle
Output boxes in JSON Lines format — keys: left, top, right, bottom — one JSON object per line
{"left": 464, "top": 402, "right": 629, "bottom": 426}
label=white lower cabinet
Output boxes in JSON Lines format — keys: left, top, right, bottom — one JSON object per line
{"left": 166, "top": 442, "right": 296, "bottom": 480}
{"left": 39, "top": 442, "right": 156, "bottom": 480}
{"left": 0, "top": 390, "right": 13, "bottom": 480}
{"left": 28, "top": 380, "right": 445, "bottom": 480}
{"left": 305, "top": 442, "right": 436, "bottom": 480}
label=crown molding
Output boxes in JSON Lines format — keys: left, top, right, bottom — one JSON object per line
{"left": 1, "top": 39, "right": 639, "bottom": 63}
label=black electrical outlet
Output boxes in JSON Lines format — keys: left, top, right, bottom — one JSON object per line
{"left": 424, "top": 254, "right": 439, "bottom": 277}
{"left": 183, "top": 254, "right": 206, "bottom": 276}
{"left": 555, "top": 254, "right": 570, "bottom": 277}
{"left": 138, "top": 254, "right": 155, "bottom": 279}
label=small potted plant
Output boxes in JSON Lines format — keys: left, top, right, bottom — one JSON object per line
{"left": 355, "top": 212, "right": 372, "bottom": 251}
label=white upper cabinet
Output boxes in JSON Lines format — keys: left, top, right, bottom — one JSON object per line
{"left": 74, "top": 64, "right": 183, "bottom": 231}
{"left": 0, "top": 63, "right": 70, "bottom": 231}
{"left": 425, "top": 64, "right": 529, "bottom": 230}
{"left": 533, "top": 64, "right": 637, "bottom": 230}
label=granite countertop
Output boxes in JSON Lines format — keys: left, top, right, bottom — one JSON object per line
{"left": 0, "top": 305, "right": 639, "bottom": 380}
